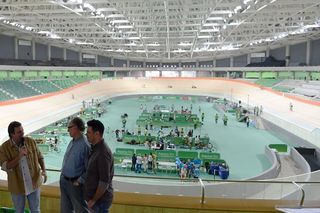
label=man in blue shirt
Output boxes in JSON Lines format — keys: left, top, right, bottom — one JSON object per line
{"left": 60, "top": 117, "right": 90, "bottom": 213}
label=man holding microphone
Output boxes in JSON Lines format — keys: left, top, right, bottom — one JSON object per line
{"left": 0, "top": 121, "right": 47, "bottom": 213}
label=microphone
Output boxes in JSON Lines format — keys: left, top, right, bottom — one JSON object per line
{"left": 20, "top": 137, "right": 25, "bottom": 147}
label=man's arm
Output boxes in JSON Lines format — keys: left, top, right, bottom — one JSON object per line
{"left": 76, "top": 143, "right": 90, "bottom": 185}
{"left": 35, "top": 139, "right": 47, "bottom": 183}
{"left": 3, "top": 147, "right": 27, "bottom": 170}
{"left": 87, "top": 182, "right": 108, "bottom": 208}
{"left": 87, "top": 154, "right": 111, "bottom": 209}
{"left": 38, "top": 157, "right": 47, "bottom": 183}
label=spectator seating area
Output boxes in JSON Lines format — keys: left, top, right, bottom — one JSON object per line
{"left": 0, "top": 58, "right": 97, "bottom": 67}
{"left": 274, "top": 80, "right": 320, "bottom": 98}
{"left": 0, "top": 78, "right": 90, "bottom": 101}
{"left": 0, "top": 89, "right": 13, "bottom": 101}
{"left": 0, "top": 80, "right": 40, "bottom": 98}
{"left": 246, "top": 56, "right": 286, "bottom": 67}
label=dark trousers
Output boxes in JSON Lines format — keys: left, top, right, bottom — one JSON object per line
{"left": 60, "top": 175, "right": 89, "bottom": 213}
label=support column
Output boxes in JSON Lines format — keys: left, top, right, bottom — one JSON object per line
{"left": 111, "top": 57, "right": 114, "bottom": 66}
{"left": 230, "top": 57, "right": 234, "bottom": 67}
{"left": 79, "top": 51, "right": 82, "bottom": 63}
{"left": 143, "top": 61, "right": 146, "bottom": 68}
{"left": 114, "top": 71, "right": 117, "bottom": 77}
{"left": 247, "top": 54, "right": 251, "bottom": 65}
{"left": 95, "top": 55, "right": 98, "bottom": 65}
{"left": 213, "top": 59, "right": 216, "bottom": 67}
{"left": 226, "top": 71, "right": 230, "bottom": 78}
{"left": 306, "top": 40, "right": 310, "bottom": 66}
{"left": 127, "top": 60, "right": 129, "bottom": 67}
{"left": 32, "top": 39, "right": 36, "bottom": 60}
{"left": 285, "top": 44, "right": 290, "bottom": 66}
{"left": 63, "top": 48, "right": 67, "bottom": 61}
{"left": 266, "top": 47, "right": 270, "bottom": 57}
{"left": 48, "top": 44, "right": 51, "bottom": 61}
{"left": 14, "top": 38, "right": 18, "bottom": 59}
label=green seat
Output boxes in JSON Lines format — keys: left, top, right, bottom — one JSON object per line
{"left": 0, "top": 207, "right": 30, "bottom": 213}
{"left": 269, "top": 144, "right": 288, "bottom": 152}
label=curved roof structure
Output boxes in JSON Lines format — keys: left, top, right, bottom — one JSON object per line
{"left": 0, "top": 0, "right": 319, "bottom": 61}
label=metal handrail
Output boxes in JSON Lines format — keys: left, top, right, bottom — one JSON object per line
{"left": 198, "top": 178, "right": 205, "bottom": 205}
{"left": 45, "top": 168, "right": 320, "bottom": 184}
{"left": 292, "top": 181, "right": 305, "bottom": 207}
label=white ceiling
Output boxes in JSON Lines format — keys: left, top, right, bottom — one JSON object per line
{"left": 0, "top": 0, "right": 319, "bottom": 61}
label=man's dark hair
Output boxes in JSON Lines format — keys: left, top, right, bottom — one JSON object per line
{"left": 87, "top": 119, "right": 104, "bottom": 136}
{"left": 70, "top": 117, "right": 85, "bottom": 132}
{"left": 8, "top": 121, "right": 22, "bottom": 138}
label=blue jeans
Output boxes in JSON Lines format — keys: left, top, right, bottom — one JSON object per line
{"left": 91, "top": 202, "right": 110, "bottom": 213}
{"left": 60, "top": 175, "right": 90, "bottom": 213}
{"left": 11, "top": 188, "right": 40, "bottom": 213}
{"left": 135, "top": 164, "right": 142, "bottom": 173}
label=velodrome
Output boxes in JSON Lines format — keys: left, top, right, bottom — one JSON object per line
{"left": 0, "top": 0, "right": 320, "bottom": 211}
{"left": 1, "top": 75, "right": 320, "bottom": 212}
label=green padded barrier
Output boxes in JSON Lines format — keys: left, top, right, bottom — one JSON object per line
{"left": 0, "top": 71, "right": 8, "bottom": 79}
{"left": 39, "top": 71, "right": 50, "bottom": 77}
{"left": 37, "top": 144, "right": 50, "bottom": 155}
{"left": 115, "top": 148, "right": 134, "bottom": 156}
{"left": 269, "top": 144, "right": 288, "bottom": 152}
{"left": 103, "top": 71, "right": 114, "bottom": 77}
{"left": 163, "top": 96, "right": 180, "bottom": 100}
{"left": 278, "top": 72, "right": 292, "bottom": 79}
{"left": 177, "top": 151, "right": 198, "bottom": 161}
{"left": 64, "top": 71, "right": 75, "bottom": 77}
{"left": 122, "top": 134, "right": 155, "bottom": 144}
{"left": 212, "top": 159, "right": 226, "bottom": 164}
{"left": 295, "top": 72, "right": 308, "bottom": 79}
{"left": 171, "top": 137, "right": 185, "bottom": 146}
{"left": 311, "top": 72, "right": 320, "bottom": 80}
{"left": 51, "top": 71, "right": 63, "bottom": 77}
{"left": 245, "top": 72, "right": 259, "bottom": 78}
{"left": 75, "top": 71, "right": 87, "bottom": 77}
{"left": 156, "top": 150, "right": 176, "bottom": 162}
{"left": 198, "top": 137, "right": 210, "bottom": 145}
{"left": 199, "top": 152, "right": 220, "bottom": 160}
{"left": 24, "top": 71, "right": 37, "bottom": 78}
{"left": 136, "top": 112, "right": 202, "bottom": 128}
{"left": 261, "top": 72, "right": 276, "bottom": 79}
{"left": 136, "top": 149, "right": 155, "bottom": 156}
{"left": 8, "top": 71, "right": 22, "bottom": 78}
{"left": 88, "top": 71, "right": 100, "bottom": 77}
